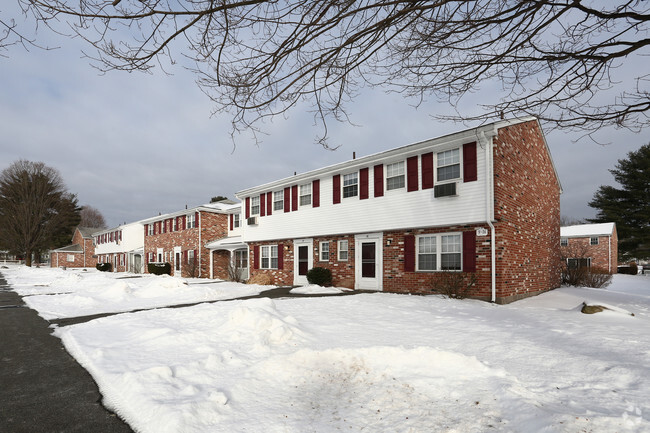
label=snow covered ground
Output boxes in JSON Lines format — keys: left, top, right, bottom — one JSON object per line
{"left": 1, "top": 266, "right": 268, "bottom": 319}
{"left": 4, "top": 265, "right": 650, "bottom": 432}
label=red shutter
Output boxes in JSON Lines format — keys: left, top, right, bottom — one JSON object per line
{"left": 195, "top": 212, "right": 200, "bottom": 228}
{"left": 253, "top": 245, "right": 260, "bottom": 269}
{"left": 277, "top": 244, "right": 283, "bottom": 269}
{"left": 407, "top": 156, "right": 419, "bottom": 192}
{"left": 291, "top": 185, "right": 298, "bottom": 211}
{"left": 312, "top": 180, "right": 320, "bottom": 207}
{"left": 284, "top": 187, "right": 290, "bottom": 213}
{"left": 404, "top": 235, "right": 415, "bottom": 272}
{"left": 333, "top": 174, "right": 341, "bottom": 204}
{"left": 153, "top": 224, "right": 156, "bottom": 236}
{"left": 246, "top": 197, "right": 251, "bottom": 219}
{"left": 360, "top": 168, "right": 369, "bottom": 199}
{"left": 230, "top": 214, "right": 234, "bottom": 231}
{"left": 374, "top": 164, "right": 384, "bottom": 197}
{"left": 267, "top": 191, "right": 273, "bottom": 215}
{"left": 421, "top": 152, "right": 434, "bottom": 189}
{"left": 463, "top": 142, "right": 478, "bottom": 182}
{"left": 260, "top": 193, "right": 266, "bottom": 217}
{"left": 182, "top": 215, "right": 186, "bottom": 230}
{"left": 184, "top": 250, "right": 188, "bottom": 264}
{"left": 463, "top": 231, "right": 477, "bottom": 272}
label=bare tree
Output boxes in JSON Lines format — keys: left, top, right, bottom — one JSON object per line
{"left": 11, "top": 1, "right": 650, "bottom": 144}
{"left": 0, "top": 160, "right": 81, "bottom": 266}
{"left": 80, "top": 205, "right": 108, "bottom": 229}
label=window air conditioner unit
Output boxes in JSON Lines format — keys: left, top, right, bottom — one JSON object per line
{"left": 247, "top": 216, "right": 259, "bottom": 225}
{"left": 434, "top": 182, "right": 457, "bottom": 198}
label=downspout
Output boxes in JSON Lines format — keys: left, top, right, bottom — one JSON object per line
{"left": 608, "top": 235, "right": 611, "bottom": 273}
{"left": 198, "top": 212, "right": 202, "bottom": 278}
{"left": 480, "top": 131, "right": 497, "bottom": 303}
{"left": 209, "top": 249, "right": 214, "bottom": 279}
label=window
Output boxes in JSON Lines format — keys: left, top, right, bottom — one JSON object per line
{"left": 417, "top": 233, "right": 462, "bottom": 271}
{"left": 273, "top": 191, "right": 284, "bottom": 211}
{"left": 188, "top": 249, "right": 195, "bottom": 264}
{"left": 172, "top": 218, "right": 177, "bottom": 232}
{"left": 338, "top": 240, "right": 348, "bottom": 261}
{"left": 568, "top": 258, "right": 591, "bottom": 269}
{"left": 343, "top": 173, "right": 358, "bottom": 198}
{"left": 320, "top": 241, "right": 330, "bottom": 261}
{"left": 437, "top": 148, "right": 461, "bottom": 182}
{"left": 67, "top": 254, "right": 75, "bottom": 262}
{"left": 186, "top": 214, "right": 196, "bottom": 229}
{"left": 300, "top": 184, "right": 312, "bottom": 206}
{"left": 590, "top": 236, "right": 599, "bottom": 245}
{"left": 386, "top": 161, "right": 405, "bottom": 190}
{"left": 233, "top": 214, "right": 240, "bottom": 228}
{"left": 251, "top": 196, "right": 260, "bottom": 215}
{"left": 261, "top": 245, "right": 278, "bottom": 269}
{"left": 148, "top": 224, "right": 154, "bottom": 236}
{"left": 561, "top": 238, "right": 568, "bottom": 247}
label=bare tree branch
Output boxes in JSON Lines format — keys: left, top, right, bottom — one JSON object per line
{"left": 6, "top": 0, "right": 650, "bottom": 144}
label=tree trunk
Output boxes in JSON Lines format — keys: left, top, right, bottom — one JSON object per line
{"left": 25, "top": 251, "right": 32, "bottom": 267}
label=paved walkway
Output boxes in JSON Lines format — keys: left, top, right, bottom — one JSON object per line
{"left": 0, "top": 275, "right": 133, "bottom": 432}
{"left": 0, "top": 273, "right": 365, "bottom": 432}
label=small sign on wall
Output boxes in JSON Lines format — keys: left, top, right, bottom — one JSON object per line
{"left": 476, "top": 227, "right": 489, "bottom": 237}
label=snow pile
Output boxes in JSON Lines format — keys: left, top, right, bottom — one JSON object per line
{"left": 1, "top": 265, "right": 267, "bottom": 319}
{"left": 289, "top": 284, "right": 352, "bottom": 295}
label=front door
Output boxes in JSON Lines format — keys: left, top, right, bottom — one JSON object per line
{"left": 293, "top": 238, "right": 313, "bottom": 285}
{"left": 355, "top": 233, "right": 383, "bottom": 291}
{"left": 234, "top": 249, "right": 249, "bottom": 280}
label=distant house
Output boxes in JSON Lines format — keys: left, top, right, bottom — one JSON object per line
{"left": 205, "top": 207, "right": 247, "bottom": 281}
{"left": 141, "top": 200, "right": 241, "bottom": 278}
{"left": 560, "top": 223, "right": 618, "bottom": 273}
{"left": 50, "top": 227, "right": 98, "bottom": 268}
{"left": 94, "top": 222, "right": 145, "bottom": 273}
{"left": 236, "top": 117, "right": 562, "bottom": 303}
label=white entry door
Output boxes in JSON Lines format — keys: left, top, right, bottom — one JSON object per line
{"left": 355, "top": 233, "right": 383, "bottom": 291}
{"left": 293, "top": 238, "right": 313, "bottom": 285}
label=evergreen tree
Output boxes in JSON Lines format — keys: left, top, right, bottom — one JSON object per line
{"left": 589, "top": 143, "right": 650, "bottom": 261}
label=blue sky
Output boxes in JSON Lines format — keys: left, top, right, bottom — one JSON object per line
{"left": 1, "top": 4, "right": 646, "bottom": 228}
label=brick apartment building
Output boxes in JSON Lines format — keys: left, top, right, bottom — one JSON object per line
{"left": 561, "top": 223, "right": 618, "bottom": 273}
{"left": 141, "top": 201, "right": 240, "bottom": 278}
{"left": 236, "top": 117, "right": 562, "bottom": 303}
{"left": 50, "top": 226, "right": 98, "bottom": 268}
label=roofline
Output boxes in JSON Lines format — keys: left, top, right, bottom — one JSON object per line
{"left": 235, "top": 117, "right": 541, "bottom": 197}
{"left": 138, "top": 204, "right": 240, "bottom": 224}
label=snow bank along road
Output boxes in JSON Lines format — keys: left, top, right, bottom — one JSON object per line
{"left": 3, "top": 266, "right": 650, "bottom": 432}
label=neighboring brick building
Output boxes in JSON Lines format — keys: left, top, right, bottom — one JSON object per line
{"left": 236, "top": 117, "right": 562, "bottom": 303}
{"left": 50, "top": 227, "right": 98, "bottom": 268}
{"left": 561, "top": 223, "right": 618, "bottom": 273}
{"left": 141, "top": 201, "right": 240, "bottom": 278}
{"left": 95, "top": 222, "right": 145, "bottom": 273}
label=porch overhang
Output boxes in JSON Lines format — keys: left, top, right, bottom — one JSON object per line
{"left": 205, "top": 236, "right": 247, "bottom": 252}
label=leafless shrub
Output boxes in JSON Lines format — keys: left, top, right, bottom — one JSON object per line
{"left": 430, "top": 272, "right": 477, "bottom": 299}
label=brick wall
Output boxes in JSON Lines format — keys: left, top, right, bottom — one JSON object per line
{"left": 50, "top": 229, "right": 97, "bottom": 268}
{"left": 491, "top": 120, "right": 562, "bottom": 303}
{"left": 561, "top": 233, "right": 618, "bottom": 273}
{"left": 248, "top": 241, "right": 294, "bottom": 286}
{"left": 144, "top": 211, "right": 228, "bottom": 278}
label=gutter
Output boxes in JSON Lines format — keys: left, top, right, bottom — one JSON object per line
{"left": 479, "top": 130, "right": 497, "bottom": 303}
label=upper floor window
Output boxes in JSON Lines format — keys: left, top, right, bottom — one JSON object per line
{"left": 261, "top": 245, "right": 278, "bottom": 269}
{"left": 186, "top": 213, "right": 196, "bottom": 229}
{"left": 338, "top": 240, "right": 348, "bottom": 261}
{"left": 319, "top": 241, "right": 330, "bottom": 261}
{"left": 172, "top": 218, "right": 177, "bottom": 232}
{"left": 590, "top": 236, "right": 599, "bottom": 245}
{"left": 251, "top": 196, "right": 260, "bottom": 215}
{"left": 386, "top": 161, "right": 405, "bottom": 191}
{"left": 343, "top": 172, "right": 358, "bottom": 198}
{"left": 233, "top": 214, "right": 240, "bottom": 228}
{"left": 560, "top": 238, "right": 568, "bottom": 247}
{"left": 273, "top": 191, "right": 284, "bottom": 211}
{"left": 148, "top": 224, "right": 154, "bottom": 236}
{"left": 437, "top": 148, "right": 460, "bottom": 182}
{"left": 300, "top": 184, "right": 312, "bottom": 206}
{"left": 417, "top": 233, "right": 461, "bottom": 271}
